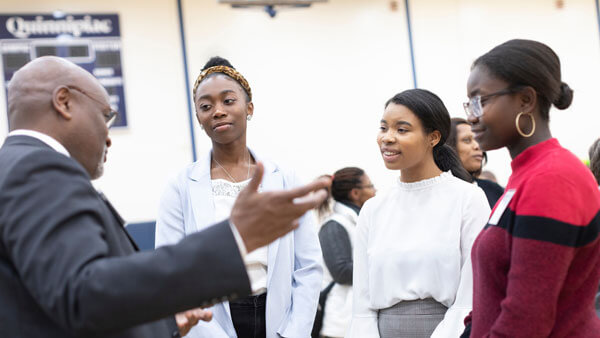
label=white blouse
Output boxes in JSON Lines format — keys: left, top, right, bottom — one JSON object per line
{"left": 212, "top": 178, "right": 268, "bottom": 295}
{"left": 348, "top": 171, "right": 490, "bottom": 338}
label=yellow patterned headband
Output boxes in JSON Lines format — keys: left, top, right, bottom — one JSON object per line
{"left": 193, "top": 65, "right": 252, "bottom": 102}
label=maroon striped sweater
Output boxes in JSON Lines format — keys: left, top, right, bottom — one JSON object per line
{"left": 467, "top": 138, "right": 600, "bottom": 337}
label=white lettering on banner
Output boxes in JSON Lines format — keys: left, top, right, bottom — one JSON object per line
{"left": 93, "top": 68, "right": 115, "bottom": 77}
{"left": 5, "top": 16, "right": 113, "bottom": 39}
{"left": 93, "top": 41, "right": 121, "bottom": 51}
{"left": 1, "top": 43, "right": 29, "bottom": 53}
{"left": 98, "top": 77, "right": 123, "bottom": 87}
{"left": 109, "top": 96, "right": 120, "bottom": 107}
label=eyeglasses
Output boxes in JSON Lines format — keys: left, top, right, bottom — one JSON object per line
{"left": 463, "top": 87, "right": 521, "bottom": 119}
{"left": 67, "top": 85, "right": 119, "bottom": 128}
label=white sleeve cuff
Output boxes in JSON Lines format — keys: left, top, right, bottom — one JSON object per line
{"left": 347, "top": 315, "right": 380, "bottom": 338}
{"left": 229, "top": 220, "right": 247, "bottom": 258}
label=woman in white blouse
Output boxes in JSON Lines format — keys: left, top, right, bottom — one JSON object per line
{"left": 348, "top": 89, "right": 490, "bottom": 338}
{"left": 155, "top": 57, "right": 322, "bottom": 338}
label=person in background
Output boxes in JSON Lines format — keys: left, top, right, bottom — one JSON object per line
{"left": 155, "top": 57, "right": 322, "bottom": 338}
{"left": 348, "top": 89, "right": 490, "bottom": 338}
{"left": 317, "top": 167, "right": 375, "bottom": 338}
{"left": 589, "top": 138, "right": 600, "bottom": 186}
{"left": 478, "top": 170, "right": 498, "bottom": 184}
{"left": 447, "top": 117, "right": 504, "bottom": 207}
{"left": 463, "top": 39, "right": 600, "bottom": 337}
{"left": 588, "top": 138, "right": 600, "bottom": 318}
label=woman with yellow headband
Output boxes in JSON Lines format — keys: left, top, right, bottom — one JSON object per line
{"left": 155, "top": 57, "right": 322, "bottom": 338}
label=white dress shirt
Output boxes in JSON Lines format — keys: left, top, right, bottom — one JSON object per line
{"left": 8, "top": 129, "right": 70, "bottom": 157}
{"left": 348, "top": 171, "right": 490, "bottom": 338}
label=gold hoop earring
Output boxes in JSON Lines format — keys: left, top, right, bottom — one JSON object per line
{"left": 515, "top": 112, "right": 535, "bottom": 138}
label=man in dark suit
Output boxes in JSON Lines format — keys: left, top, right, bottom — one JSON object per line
{"left": 0, "top": 56, "right": 329, "bottom": 338}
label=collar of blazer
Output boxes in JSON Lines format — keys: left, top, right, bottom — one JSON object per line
{"left": 188, "top": 147, "right": 278, "bottom": 182}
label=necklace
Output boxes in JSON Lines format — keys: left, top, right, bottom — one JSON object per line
{"left": 212, "top": 150, "right": 251, "bottom": 183}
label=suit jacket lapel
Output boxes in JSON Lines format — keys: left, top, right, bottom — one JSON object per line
{"left": 97, "top": 191, "right": 140, "bottom": 251}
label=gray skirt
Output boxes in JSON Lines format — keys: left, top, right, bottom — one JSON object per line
{"left": 377, "top": 298, "right": 447, "bottom": 338}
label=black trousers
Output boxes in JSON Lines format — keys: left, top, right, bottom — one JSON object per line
{"left": 229, "top": 292, "right": 267, "bottom": 338}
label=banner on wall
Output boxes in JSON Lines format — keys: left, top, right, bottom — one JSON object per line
{"left": 0, "top": 13, "right": 128, "bottom": 128}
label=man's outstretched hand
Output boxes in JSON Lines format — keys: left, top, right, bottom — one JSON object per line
{"left": 176, "top": 308, "right": 212, "bottom": 337}
{"left": 231, "top": 162, "right": 331, "bottom": 252}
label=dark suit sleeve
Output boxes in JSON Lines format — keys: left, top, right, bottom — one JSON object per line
{"left": 0, "top": 151, "right": 250, "bottom": 336}
{"left": 318, "top": 220, "right": 353, "bottom": 285}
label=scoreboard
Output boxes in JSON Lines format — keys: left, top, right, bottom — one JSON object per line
{"left": 0, "top": 13, "right": 128, "bottom": 128}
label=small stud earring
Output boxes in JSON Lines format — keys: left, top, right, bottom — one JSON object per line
{"left": 247, "top": 115, "right": 252, "bottom": 121}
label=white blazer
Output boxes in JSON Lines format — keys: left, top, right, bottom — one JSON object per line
{"left": 155, "top": 149, "right": 323, "bottom": 338}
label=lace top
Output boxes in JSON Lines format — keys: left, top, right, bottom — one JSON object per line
{"left": 211, "top": 178, "right": 268, "bottom": 295}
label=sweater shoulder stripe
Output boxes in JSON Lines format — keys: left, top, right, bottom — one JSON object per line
{"left": 485, "top": 207, "right": 600, "bottom": 247}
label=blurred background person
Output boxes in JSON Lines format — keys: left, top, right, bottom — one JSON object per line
{"left": 589, "top": 138, "right": 600, "bottom": 186}
{"left": 478, "top": 170, "right": 499, "bottom": 184}
{"left": 463, "top": 39, "right": 600, "bottom": 337}
{"left": 349, "top": 89, "right": 490, "bottom": 338}
{"left": 588, "top": 138, "right": 600, "bottom": 318}
{"left": 447, "top": 117, "right": 504, "bottom": 207}
{"left": 315, "top": 167, "right": 375, "bottom": 338}
{"left": 155, "top": 57, "right": 322, "bottom": 338}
